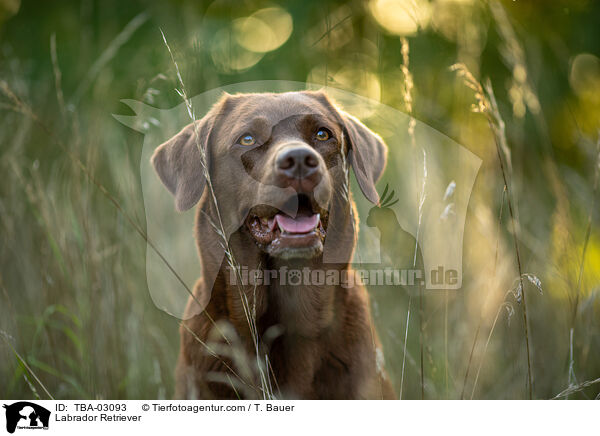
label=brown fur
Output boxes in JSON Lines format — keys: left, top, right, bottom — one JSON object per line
{"left": 152, "top": 91, "right": 395, "bottom": 399}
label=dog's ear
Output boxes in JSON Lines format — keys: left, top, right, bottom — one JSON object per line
{"left": 151, "top": 112, "right": 216, "bottom": 212}
{"left": 342, "top": 111, "right": 387, "bottom": 204}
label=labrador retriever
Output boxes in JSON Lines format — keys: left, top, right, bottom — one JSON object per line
{"left": 151, "top": 90, "right": 395, "bottom": 399}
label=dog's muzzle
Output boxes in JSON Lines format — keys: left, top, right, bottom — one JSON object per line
{"left": 245, "top": 143, "right": 331, "bottom": 259}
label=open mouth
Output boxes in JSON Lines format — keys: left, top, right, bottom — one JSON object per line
{"left": 245, "top": 194, "right": 328, "bottom": 259}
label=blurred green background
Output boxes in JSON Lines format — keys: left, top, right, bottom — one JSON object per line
{"left": 1, "top": 0, "right": 599, "bottom": 399}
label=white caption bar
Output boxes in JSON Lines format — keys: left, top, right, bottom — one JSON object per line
{"left": 0, "top": 400, "right": 596, "bottom": 436}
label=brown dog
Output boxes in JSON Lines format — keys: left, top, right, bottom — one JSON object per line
{"left": 152, "top": 90, "right": 395, "bottom": 399}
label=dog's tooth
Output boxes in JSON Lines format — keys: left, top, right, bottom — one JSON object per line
{"left": 268, "top": 217, "right": 277, "bottom": 231}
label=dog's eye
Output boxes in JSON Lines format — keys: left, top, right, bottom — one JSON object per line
{"left": 315, "top": 128, "right": 331, "bottom": 141}
{"left": 238, "top": 134, "right": 256, "bottom": 146}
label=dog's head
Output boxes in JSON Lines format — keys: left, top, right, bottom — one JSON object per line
{"left": 151, "top": 90, "right": 386, "bottom": 260}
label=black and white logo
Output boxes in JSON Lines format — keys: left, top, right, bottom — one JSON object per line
{"left": 3, "top": 402, "right": 50, "bottom": 434}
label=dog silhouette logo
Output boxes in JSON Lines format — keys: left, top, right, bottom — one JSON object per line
{"left": 114, "top": 81, "right": 481, "bottom": 318}
{"left": 2, "top": 402, "right": 50, "bottom": 433}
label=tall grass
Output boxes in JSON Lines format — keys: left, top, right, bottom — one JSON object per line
{"left": 451, "top": 64, "right": 538, "bottom": 398}
{"left": 161, "top": 30, "right": 276, "bottom": 399}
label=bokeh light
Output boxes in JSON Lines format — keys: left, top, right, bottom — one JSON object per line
{"left": 570, "top": 53, "right": 600, "bottom": 103}
{"left": 368, "top": 0, "right": 431, "bottom": 35}
{"left": 234, "top": 7, "right": 293, "bottom": 53}
{"left": 210, "top": 26, "right": 265, "bottom": 73}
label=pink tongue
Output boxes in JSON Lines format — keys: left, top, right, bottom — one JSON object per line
{"left": 274, "top": 213, "right": 319, "bottom": 234}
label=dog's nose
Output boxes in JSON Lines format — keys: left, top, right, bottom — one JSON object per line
{"left": 275, "top": 145, "right": 321, "bottom": 191}
{"left": 276, "top": 146, "right": 319, "bottom": 178}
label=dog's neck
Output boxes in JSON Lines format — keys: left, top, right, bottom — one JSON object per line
{"left": 195, "top": 193, "right": 358, "bottom": 338}
{"left": 264, "top": 257, "right": 345, "bottom": 337}
{"left": 216, "top": 252, "right": 349, "bottom": 339}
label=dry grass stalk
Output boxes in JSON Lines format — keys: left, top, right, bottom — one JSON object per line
{"left": 451, "top": 63, "right": 534, "bottom": 399}
{"left": 552, "top": 377, "right": 600, "bottom": 400}
{"left": 1, "top": 331, "right": 55, "bottom": 400}
{"left": 460, "top": 185, "right": 506, "bottom": 399}
{"left": 398, "top": 36, "right": 426, "bottom": 400}
{"left": 566, "top": 132, "right": 600, "bottom": 395}
{"left": 160, "top": 30, "right": 275, "bottom": 399}
{"left": 0, "top": 77, "right": 246, "bottom": 397}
